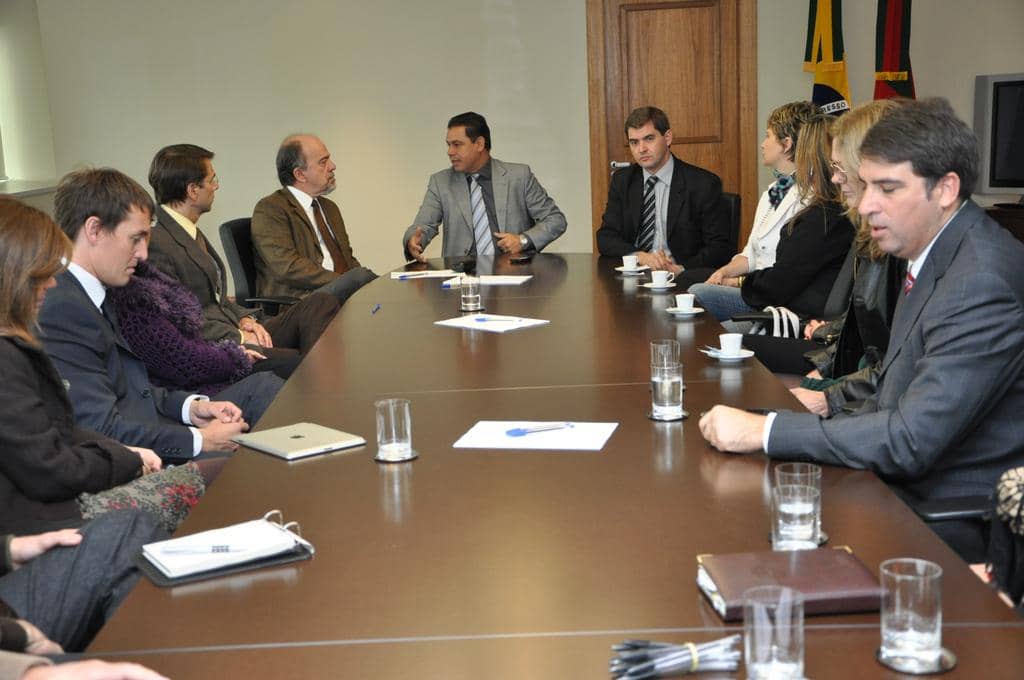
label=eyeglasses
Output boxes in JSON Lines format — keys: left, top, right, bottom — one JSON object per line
{"left": 829, "top": 160, "right": 848, "bottom": 180}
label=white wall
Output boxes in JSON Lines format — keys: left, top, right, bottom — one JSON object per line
{"left": 756, "top": 0, "right": 1024, "bottom": 197}
{"left": 34, "top": 0, "right": 590, "bottom": 276}
{"left": 0, "top": 0, "right": 57, "bottom": 180}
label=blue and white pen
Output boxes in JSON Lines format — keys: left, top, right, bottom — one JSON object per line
{"left": 160, "top": 544, "right": 245, "bottom": 554}
{"left": 397, "top": 271, "right": 431, "bottom": 280}
{"left": 506, "top": 422, "right": 574, "bottom": 437}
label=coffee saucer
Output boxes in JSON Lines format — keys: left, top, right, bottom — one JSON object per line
{"left": 641, "top": 282, "right": 676, "bottom": 290}
{"left": 699, "top": 348, "right": 754, "bottom": 363}
{"left": 665, "top": 306, "right": 704, "bottom": 317}
{"left": 615, "top": 265, "right": 650, "bottom": 275}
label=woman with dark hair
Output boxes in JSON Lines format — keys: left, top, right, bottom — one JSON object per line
{"left": 688, "top": 114, "right": 855, "bottom": 322}
{"left": 0, "top": 197, "right": 206, "bottom": 534}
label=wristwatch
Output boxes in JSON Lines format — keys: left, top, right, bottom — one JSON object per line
{"left": 519, "top": 234, "right": 529, "bottom": 249}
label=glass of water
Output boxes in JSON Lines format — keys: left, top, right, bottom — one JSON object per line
{"left": 771, "top": 484, "right": 820, "bottom": 550}
{"left": 775, "top": 462, "right": 823, "bottom": 540}
{"left": 744, "top": 585, "right": 804, "bottom": 680}
{"left": 460, "top": 275, "right": 482, "bottom": 311}
{"left": 879, "top": 558, "right": 944, "bottom": 672}
{"left": 650, "top": 362, "right": 684, "bottom": 420}
{"left": 374, "top": 398, "right": 417, "bottom": 463}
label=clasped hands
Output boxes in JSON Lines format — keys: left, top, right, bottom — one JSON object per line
{"left": 189, "top": 400, "right": 248, "bottom": 453}
{"left": 406, "top": 227, "right": 526, "bottom": 263}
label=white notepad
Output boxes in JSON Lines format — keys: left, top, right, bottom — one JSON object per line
{"left": 434, "top": 313, "right": 549, "bottom": 333}
{"left": 142, "top": 510, "right": 314, "bottom": 580}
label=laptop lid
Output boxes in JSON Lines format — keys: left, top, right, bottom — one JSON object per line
{"left": 232, "top": 422, "right": 366, "bottom": 461}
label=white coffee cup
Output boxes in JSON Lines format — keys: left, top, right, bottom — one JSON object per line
{"left": 675, "top": 293, "right": 695, "bottom": 311}
{"left": 650, "top": 270, "right": 675, "bottom": 287}
{"left": 621, "top": 255, "right": 639, "bottom": 270}
{"left": 719, "top": 332, "right": 743, "bottom": 356}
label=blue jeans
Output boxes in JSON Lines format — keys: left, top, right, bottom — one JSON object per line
{"left": 687, "top": 283, "right": 757, "bottom": 321}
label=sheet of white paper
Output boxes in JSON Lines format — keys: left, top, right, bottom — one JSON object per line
{"left": 441, "top": 275, "right": 532, "bottom": 288}
{"left": 453, "top": 421, "right": 618, "bottom": 451}
{"left": 434, "top": 314, "right": 549, "bottom": 333}
{"left": 390, "top": 269, "right": 457, "bottom": 280}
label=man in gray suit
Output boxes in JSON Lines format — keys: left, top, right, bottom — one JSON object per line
{"left": 404, "top": 112, "right": 566, "bottom": 261}
{"left": 699, "top": 98, "right": 1024, "bottom": 561}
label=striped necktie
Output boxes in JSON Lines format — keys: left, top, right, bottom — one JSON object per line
{"left": 635, "top": 176, "right": 658, "bottom": 252}
{"left": 903, "top": 271, "right": 915, "bottom": 295}
{"left": 470, "top": 174, "right": 494, "bottom": 256}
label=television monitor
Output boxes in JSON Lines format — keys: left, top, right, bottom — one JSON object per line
{"left": 974, "top": 73, "right": 1024, "bottom": 199}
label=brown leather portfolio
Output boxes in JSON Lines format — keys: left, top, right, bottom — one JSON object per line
{"left": 696, "top": 546, "right": 882, "bottom": 621}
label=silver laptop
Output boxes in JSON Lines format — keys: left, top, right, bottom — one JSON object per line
{"left": 232, "top": 422, "right": 366, "bottom": 461}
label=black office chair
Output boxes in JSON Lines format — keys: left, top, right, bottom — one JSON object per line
{"left": 218, "top": 217, "right": 300, "bottom": 315}
{"left": 721, "top": 191, "right": 741, "bottom": 254}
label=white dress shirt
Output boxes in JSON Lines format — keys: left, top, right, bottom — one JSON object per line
{"left": 286, "top": 185, "right": 335, "bottom": 272}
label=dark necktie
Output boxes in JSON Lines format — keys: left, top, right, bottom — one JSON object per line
{"left": 635, "top": 176, "right": 658, "bottom": 252}
{"left": 312, "top": 199, "right": 347, "bottom": 274}
{"left": 904, "top": 271, "right": 916, "bottom": 296}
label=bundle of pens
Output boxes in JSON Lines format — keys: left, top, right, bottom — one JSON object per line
{"left": 609, "top": 635, "right": 742, "bottom": 678}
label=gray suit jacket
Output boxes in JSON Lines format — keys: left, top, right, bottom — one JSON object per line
{"left": 403, "top": 157, "right": 566, "bottom": 258}
{"left": 768, "top": 201, "right": 1024, "bottom": 502}
{"left": 148, "top": 206, "right": 253, "bottom": 343}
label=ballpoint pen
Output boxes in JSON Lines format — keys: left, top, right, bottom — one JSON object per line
{"left": 505, "top": 422, "right": 574, "bottom": 437}
{"left": 160, "top": 545, "right": 246, "bottom": 554}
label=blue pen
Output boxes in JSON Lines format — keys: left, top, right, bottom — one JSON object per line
{"left": 397, "top": 272, "right": 431, "bottom": 280}
{"left": 371, "top": 303, "right": 381, "bottom": 314}
{"left": 506, "top": 422, "right": 574, "bottom": 437}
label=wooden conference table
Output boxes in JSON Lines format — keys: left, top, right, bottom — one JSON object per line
{"left": 89, "top": 254, "right": 1023, "bottom": 678}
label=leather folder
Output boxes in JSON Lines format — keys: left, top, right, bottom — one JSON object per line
{"left": 696, "top": 546, "right": 881, "bottom": 621}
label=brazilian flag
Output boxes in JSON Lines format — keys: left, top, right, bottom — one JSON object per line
{"left": 804, "top": 0, "right": 852, "bottom": 115}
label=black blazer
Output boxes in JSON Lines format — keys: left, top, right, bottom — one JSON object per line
{"left": 38, "top": 272, "right": 196, "bottom": 461}
{"left": 741, "top": 201, "right": 855, "bottom": 318}
{"left": 0, "top": 336, "right": 140, "bottom": 534}
{"left": 596, "top": 156, "right": 731, "bottom": 269}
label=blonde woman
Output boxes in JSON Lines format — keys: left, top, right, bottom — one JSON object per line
{"left": 689, "top": 114, "right": 855, "bottom": 321}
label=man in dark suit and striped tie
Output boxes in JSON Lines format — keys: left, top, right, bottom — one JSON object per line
{"left": 597, "top": 106, "right": 731, "bottom": 274}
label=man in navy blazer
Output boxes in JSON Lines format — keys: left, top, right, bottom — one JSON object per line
{"left": 38, "top": 169, "right": 282, "bottom": 462}
{"left": 699, "top": 99, "right": 1024, "bottom": 561}
{"left": 597, "top": 106, "right": 731, "bottom": 273}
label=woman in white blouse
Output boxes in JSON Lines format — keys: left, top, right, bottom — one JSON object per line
{"left": 695, "top": 101, "right": 820, "bottom": 287}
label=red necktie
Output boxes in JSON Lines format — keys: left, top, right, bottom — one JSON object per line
{"left": 903, "top": 271, "right": 915, "bottom": 296}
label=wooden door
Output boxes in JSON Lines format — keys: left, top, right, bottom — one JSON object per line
{"left": 587, "top": 0, "right": 758, "bottom": 248}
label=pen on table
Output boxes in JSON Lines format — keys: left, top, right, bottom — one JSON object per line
{"left": 397, "top": 271, "right": 431, "bottom": 280}
{"left": 474, "top": 316, "right": 523, "bottom": 324}
{"left": 506, "top": 422, "right": 574, "bottom": 437}
{"left": 371, "top": 303, "right": 381, "bottom": 314}
{"left": 160, "top": 545, "right": 245, "bottom": 554}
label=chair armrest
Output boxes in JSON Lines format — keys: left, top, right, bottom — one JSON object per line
{"left": 912, "top": 495, "right": 990, "bottom": 522}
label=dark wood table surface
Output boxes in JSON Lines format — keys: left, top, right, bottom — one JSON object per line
{"left": 88, "top": 254, "right": 1022, "bottom": 678}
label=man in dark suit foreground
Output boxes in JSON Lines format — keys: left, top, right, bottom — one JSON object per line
{"left": 39, "top": 169, "right": 282, "bottom": 461}
{"left": 146, "top": 144, "right": 338, "bottom": 378}
{"left": 700, "top": 98, "right": 1024, "bottom": 562}
{"left": 251, "top": 135, "right": 376, "bottom": 303}
{"left": 596, "top": 106, "right": 731, "bottom": 274}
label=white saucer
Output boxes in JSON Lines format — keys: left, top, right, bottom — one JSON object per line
{"left": 665, "top": 306, "right": 704, "bottom": 317}
{"left": 615, "top": 265, "right": 650, "bottom": 275}
{"left": 700, "top": 348, "right": 754, "bottom": 363}
{"left": 641, "top": 281, "right": 676, "bottom": 290}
